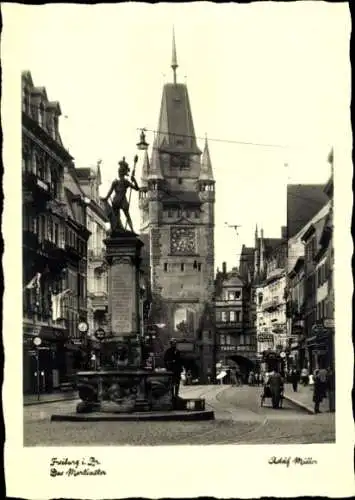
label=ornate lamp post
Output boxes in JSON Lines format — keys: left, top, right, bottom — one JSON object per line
{"left": 136, "top": 128, "right": 149, "bottom": 151}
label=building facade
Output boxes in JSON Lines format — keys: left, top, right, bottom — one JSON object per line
{"left": 302, "top": 202, "right": 333, "bottom": 371}
{"left": 22, "top": 71, "right": 90, "bottom": 394}
{"left": 287, "top": 186, "right": 332, "bottom": 372}
{"left": 76, "top": 164, "right": 109, "bottom": 337}
{"left": 139, "top": 34, "right": 215, "bottom": 379}
{"left": 214, "top": 263, "right": 256, "bottom": 377}
{"left": 286, "top": 256, "right": 306, "bottom": 368}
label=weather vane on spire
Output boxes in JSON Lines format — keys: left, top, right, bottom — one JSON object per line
{"left": 171, "top": 26, "right": 178, "bottom": 84}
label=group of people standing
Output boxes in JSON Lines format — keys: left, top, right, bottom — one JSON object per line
{"left": 288, "top": 364, "right": 335, "bottom": 413}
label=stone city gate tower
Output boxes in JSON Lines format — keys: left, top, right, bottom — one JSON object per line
{"left": 139, "top": 31, "right": 215, "bottom": 379}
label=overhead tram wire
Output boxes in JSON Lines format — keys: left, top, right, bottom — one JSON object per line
{"left": 139, "top": 127, "right": 288, "bottom": 149}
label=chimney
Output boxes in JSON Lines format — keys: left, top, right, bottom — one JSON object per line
{"left": 222, "top": 262, "right": 227, "bottom": 275}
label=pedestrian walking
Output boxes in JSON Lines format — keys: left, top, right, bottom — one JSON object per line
{"left": 290, "top": 368, "right": 299, "bottom": 392}
{"left": 301, "top": 367, "right": 309, "bottom": 386}
{"left": 164, "top": 338, "right": 183, "bottom": 399}
{"left": 313, "top": 369, "right": 324, "bottom": 413}
{"left": 268, "top": 369, "right": 284, "bottom": 409}
{"left": 327, "top": 365, "right": 335, "bottom": 412}
{"left": 230, "top": 366, "right": 237, "bottom": 387}
{"left": 317, "top": 365, "right": 328, "bottom": 400}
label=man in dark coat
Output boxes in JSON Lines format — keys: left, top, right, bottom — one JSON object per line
{"left": 313, "top": 369, "right": 324, "bottom": 413}
{"left": 164, "top": 339, "right": 183, "bottom": 398}
{"left": 290, "top": 368, "right": 299, "bottom": 392}
{"left": 268, "top": 370, "right": 284, "bottom": 408}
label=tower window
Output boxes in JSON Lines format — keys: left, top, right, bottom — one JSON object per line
{"left": 164, "top": 263, "right": 168, "bottom": 272}
{"left": 198, "top": 263, "right": 202, "bottom": 272}
{"left": 178, "top": 178, "right": 182, "bottom": 185}
{"left": 181, "top": 263, "right": 185, "bottom": 272}
{"left": 193, "top": 260, "right": 197, "bottom": 270}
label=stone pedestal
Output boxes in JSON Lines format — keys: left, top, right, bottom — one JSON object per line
{"left": 104, "top": 231, "right": 144, "bottom": 366}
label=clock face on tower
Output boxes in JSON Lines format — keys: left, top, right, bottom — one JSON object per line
{"left": 170, "top": 227, "right": 196, "bottom": 255}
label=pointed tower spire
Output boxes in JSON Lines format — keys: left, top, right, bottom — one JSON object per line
{"left": 141, "top": 150, "right": 150, "bottom": 184}
{"left": 96, "top": 159, "right": 102, "bottom": 185}
{"left": 171, "top": 26, "right": 178, "bottom": 84}
{"left": 255, "top": 224, "right": 258, "bottom": 245}
{"left": 260, "top": 227, "right": 265, "bottom": 274}
{"left": 199, "top": 135, "right": 214, "bottom": 181}
{"left": 148, "top": 141, "right": 164, "bottom": 181}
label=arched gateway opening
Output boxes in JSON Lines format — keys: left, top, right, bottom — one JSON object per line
{"left": 228, "top": 355, "right": 256, "bottom": 383}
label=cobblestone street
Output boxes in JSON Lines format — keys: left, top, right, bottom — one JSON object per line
{"left": 24, "top": 385, "right": 335, "bottom": 446}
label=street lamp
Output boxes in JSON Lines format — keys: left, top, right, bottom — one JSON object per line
{"left": 136, "top": 128, "right": 149, "bottom": 151}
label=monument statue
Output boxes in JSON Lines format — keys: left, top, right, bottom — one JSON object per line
{"left": 102, "top": 156, "right": 139, "bottom": 234}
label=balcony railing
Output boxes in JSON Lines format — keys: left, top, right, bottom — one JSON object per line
{"left": 262, "top": 297, "right": 282, "bottom": 312}
{"left": 215, "top": 299, "right": 242, "bottom": 307}
{"left": 23, "top": 171, "right": 51, "bottom": 196}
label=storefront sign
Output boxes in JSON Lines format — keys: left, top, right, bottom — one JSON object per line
{"left": 323, "top": 319, "right": 334, "bottom": 328}
{"left": 257, "top": 334, "right": 273, "bottom": 342}
{"left": 177, "top": 342, "right": 194, "bottom": 352}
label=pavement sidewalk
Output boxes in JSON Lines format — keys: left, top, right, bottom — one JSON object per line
{"left": 283, "top": 383, "right": 332, "bottom": 414}
{"left": 24, "top": 391, "right": 77, "bottom": 406}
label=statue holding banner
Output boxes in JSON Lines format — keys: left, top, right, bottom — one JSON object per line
{"left": 102, "top": 156, "right": 139, "bottom": 234}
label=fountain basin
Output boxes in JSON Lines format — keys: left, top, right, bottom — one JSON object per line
{"left": 74, "top": 369, "right": 175, "bottom": 413}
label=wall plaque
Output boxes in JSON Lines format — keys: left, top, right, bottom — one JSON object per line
{"left": 109, "top": 261, "right": 134, "bottom": 336}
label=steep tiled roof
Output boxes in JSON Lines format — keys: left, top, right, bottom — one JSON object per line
{"left": 287, "top": 201, "right": 330, "bottom": 272}
{"left": 287, "top": 184, "right": 328, "bottom": 239}
{"left": 155, "top": 83, "right": 201, "bottom": 155}
{"left": 75, "top": 168, "right": 93, "bottom": 180}
{"left": 223, "top": 273, "right": 244, "bottom": 287}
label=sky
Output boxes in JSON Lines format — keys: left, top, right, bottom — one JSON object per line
{"left": 4, "top": 2, "right": 351, "bottom": 269}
